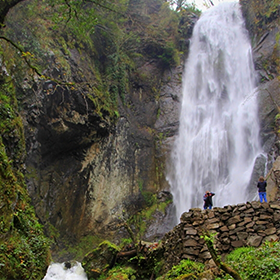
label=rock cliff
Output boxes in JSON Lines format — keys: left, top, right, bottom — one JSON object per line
{"left": 240, "top": 0, "right": 280, "bottom": 197}
{"left": 1, "top": 0, "right": 279, "bottom": 262}
{"left": 1, "top": 0, "right": 198, "bottom": 259}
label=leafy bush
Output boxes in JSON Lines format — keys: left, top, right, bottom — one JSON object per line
{"left": 157, "top": 259, "right": 205, "bottom": 279}
{"left": 226, "top": 241, "right": 280, "bottom": 280}
{"left": 99, "top": 265, "right": 136, "bottom": 280}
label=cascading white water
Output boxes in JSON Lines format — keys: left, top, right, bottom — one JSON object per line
{"left": 43, "top": 262, "right": 88, "bottom": 280}
{"left": 167, "top": 2, "right": 262, "bottom": 221}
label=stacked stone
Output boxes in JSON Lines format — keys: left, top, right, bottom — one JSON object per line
{"left": 162, "top": 201, "right": 280, "bottom": 270}
{"left": 161, "top": 223, "right": 185, "bottom": 272}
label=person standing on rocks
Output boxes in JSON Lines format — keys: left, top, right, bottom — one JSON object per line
{"left": 257, "top": 176, "right": 267, "bottom": 203}
{"left": 203, "top": 191, "right": 215, "bottom": 209}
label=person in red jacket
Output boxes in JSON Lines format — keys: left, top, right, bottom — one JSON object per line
{"left": 257, "top": 176, "right": 267, "bottom": 203}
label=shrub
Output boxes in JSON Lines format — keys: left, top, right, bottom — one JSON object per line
{"left": 157, "top": 259, "right": 205, "bottom": 279}
{"left": 226, "top": 241, "right": 280, "bottom": 280}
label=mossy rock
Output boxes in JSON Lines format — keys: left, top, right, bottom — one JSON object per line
{"left": 82, "top": 241, "right": 120, "bottom": 280}
{"left": 174, "top": 274, "right": 197, "bottom": 280}
{"left": 101, "top": 266, "right": 136, "bottom": 280}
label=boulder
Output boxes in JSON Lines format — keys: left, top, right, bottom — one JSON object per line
{"left": 82, "top": 241, "right": 120, "bottom": 279}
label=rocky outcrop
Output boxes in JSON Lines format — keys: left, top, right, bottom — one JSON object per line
{"left": 5, "top": 1, "right": 189, "bottom": 257}
{"left": 240, "top": 0, "right": 280, "bottom": 165}
{"left": 161, "top": 200, "right": 280, "bottom": 272}
{"left": 237, "top": 0, "right": 280, "bottom": 200}
{"left": 266, "top": 156, "right": 280, "bottom": 201}
{"left": 2, "top": 0, "right": 279, "bottom": 262}
{"left": 82, "top": 241, "right": 120, "bottom": 279}
{"left": 18, "top": 60, "right": 183, "bottom": 254}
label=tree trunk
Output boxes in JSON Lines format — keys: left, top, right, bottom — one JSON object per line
{"left": 204, "top": 235, "right": 243, "bottom": 280}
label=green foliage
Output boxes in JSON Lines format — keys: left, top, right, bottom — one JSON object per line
{"left": 156, "top": 259, "right": 205, "bottom": 279}
{"left": 3, "top": 0, "right": 122, "bottom": 120}
{"left": 157, "top": 41, "right": 180, "bottom": 69}
{"left": 120, "top": 238, "right": 133, "bottom": 248}
{"left": 106, "top": 50, "right": 131, "bottom": 103}
{"left": 0, "top": 214, "right": 51, "bottom": 279}
{"left": 0, "top": 1, "right": 201, "bottom": 276}
{"left": 225, "top": 241, "right": 280, "bottom": 280}
{"left": 241, "top": 0, "right": 280, "bottom": 40}
{"left": 127, "top": 197, "right": 171, "bottom": 243}
{"left": 58, "top": 235, "right": 104, "bottom": 261}
{"left": 0, "top": 76, "right": 51, "bottom": 279}
{"left": 142, "top": 191, "right": 157, "bottom": 207}
{"left": 1, "top": 0, "right": 198, "bottom": 123}
{"left": 99, "top": 265, "right": 136, "bottom": 280}
{"left": 82, "top": 240, "right": 121, "bottom": 279}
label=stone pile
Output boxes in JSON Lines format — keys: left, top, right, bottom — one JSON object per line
{"left": 162, "top": 201, "right": 280, "bottom": 271}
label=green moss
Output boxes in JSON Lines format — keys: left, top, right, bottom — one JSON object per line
{"left": 241, "top": 0, "right": 280, "bottom": 40}
{"left": 82, "top": 240, "right": 121, "bottom": 280}
{"left": 58, "top": 234, "right": 105, "bottom": 261}
{"left": 128, "top": 196, "right": 172, "bottom": 241}
{"left": 0, "top": 75, "right": 51, "bottom": 279}
{"left": 157, "top": 259, "right": 205, "bottom": 280}
{"left": 99, "top": 265, "right": 136, "bottom": 280}
{"left": 120, "top": 238, "right": 133, "bottom": 248}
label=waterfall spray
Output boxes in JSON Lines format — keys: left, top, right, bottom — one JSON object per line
{"left": 167, "top": 2, "right": 262, "bottom": 221}
{"left": 43, "top": 262, "right": 88, "bottom": 280}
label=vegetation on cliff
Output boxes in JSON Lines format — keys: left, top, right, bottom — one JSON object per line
{"left": 240, "top": 0, "right": 280, "bottom": 40}
{"left": 240, "top": 0, "right": 280, "bottom": 83}
{"left": 2, "top": 0, "right": 279, "bottom": 278}
{"left": 0, "top": 75, "right": 51, "bottom": 279}
{"left": 1, "top": 0, "right": 199, "bottom": 121}
{"left": 0, "top": 0, "right": 200, "bottom": 275}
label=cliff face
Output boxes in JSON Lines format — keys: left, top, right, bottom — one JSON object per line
{"left": 21, "top": 62, "right": 183, "bottom": 247}
{"left": 240, "top": 0, "right": 280, "bottom": 160}
{"left": 0, "top": 0, "right": 198, "bottom": 258}
{"left": 0, "top": 69, "right": 51, "bottom": 280}
{"left": 1, "top": 0, "right": 279, "bottom": 262}
{"left": 238, "top": 0, "right": 280, "bottom": 198}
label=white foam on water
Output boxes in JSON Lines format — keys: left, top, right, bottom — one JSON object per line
{"left": 43, "top": 262, "right": 88, "bottom": 280}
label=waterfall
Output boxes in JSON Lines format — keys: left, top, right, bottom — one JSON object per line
{"left": 167, "top": 2, "right": 262, "bottom": 221}
{"left": 43, "top": 262, "right": 88, "bottom": 280}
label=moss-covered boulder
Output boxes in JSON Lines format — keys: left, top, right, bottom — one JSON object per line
{"left": 82, "top": 241, "right": 120, "bottom": 279}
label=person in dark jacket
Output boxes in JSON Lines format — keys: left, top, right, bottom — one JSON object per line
{"left": 257, "top": 176, "right": 267, "bottom": 203}
{"left": 203, "top": 191, "right": 215, "bottom": 209}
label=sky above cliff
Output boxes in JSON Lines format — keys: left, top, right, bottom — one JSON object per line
{"left": 191, "top": 0, "right": 239, "bottom": 11}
